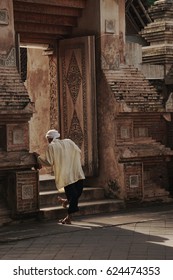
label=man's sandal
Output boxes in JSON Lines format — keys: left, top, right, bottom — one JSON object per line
{"left": 58, "top": 217, "right": 71, "bottom": 224}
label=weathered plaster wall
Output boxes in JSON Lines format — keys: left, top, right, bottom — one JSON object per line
{"left": 96, "top": 72, "right": 125, "bottom": 198}
{"left": 100, "top": 0, "right": 125, "bottom": 69}
{"left": 0, "top": 0, "right": 15, "bottom": 55}
{"left": 100, "top": 0, "right": 119, "bottom": 33}
{"left": 26, "top": 48, "right": 50, "bottom": 173}
{"left": 73, "top": 0, "right": 126, "bottom": 68}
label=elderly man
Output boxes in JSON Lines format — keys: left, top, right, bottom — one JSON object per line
{"left": 35, "top": 129, "right": 85, "bottom": 224}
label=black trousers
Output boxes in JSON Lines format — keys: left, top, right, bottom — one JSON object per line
{"left": 64, "top": 179, "right": 84, "bottom": 214}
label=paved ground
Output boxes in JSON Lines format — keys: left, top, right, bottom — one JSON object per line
{"left": 0, "top": 204, "right": 173, "bottom": 260}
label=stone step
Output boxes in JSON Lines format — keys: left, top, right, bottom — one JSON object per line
{"left": 39, "top": 187, "right": 105, "bottom": 207}
{"left": 113, "top": 91, "right": 156, "bottom": 96}
{"left": 38, "top": 175, "right": 125, "bottom": 220}
{"left": 111, "top": 84, "right": 155, "bottom": 89}
{"left": 39, "top": 175, "right": 56, "bottom": 191}
{"left": 39, "top": 199, "right": 125, "bottom": 220}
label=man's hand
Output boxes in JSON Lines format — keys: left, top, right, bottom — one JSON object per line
{"left": 32, "top": 152, "right": 42, "bottom": 170}
{"left": 33, "top": 152, "right": 40, "bottom": 158}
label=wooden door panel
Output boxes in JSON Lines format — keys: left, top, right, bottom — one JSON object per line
{"left": 59, "top": 36, "right": 97, "bottom": 176}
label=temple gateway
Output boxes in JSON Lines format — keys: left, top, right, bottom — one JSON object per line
{"left": 1, "top": 0, "right": 173, "bottom": 225}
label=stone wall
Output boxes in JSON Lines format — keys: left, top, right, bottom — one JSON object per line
{"left": 26, "top": 48, "right": 50, "bottom": 174}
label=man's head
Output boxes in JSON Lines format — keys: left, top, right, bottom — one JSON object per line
{"left": 46, "top": 129, "right": 60, "bottom": 143}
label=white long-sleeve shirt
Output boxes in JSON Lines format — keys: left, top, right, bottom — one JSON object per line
{"left": 38, "top": 138, "right": 85, "bottom": 190}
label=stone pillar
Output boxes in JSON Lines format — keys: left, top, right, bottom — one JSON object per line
{"left": 74, "top": 1, "right": 126, "bottom": 195}
{"left": 73, "top": 0, "right": 126, "bottom": 69}
{"left": 0, "top": 0, "right": 38, "bottom": 220}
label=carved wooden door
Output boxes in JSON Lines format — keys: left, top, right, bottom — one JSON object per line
{"left": 59, "top": 36, "right": 98, "bottom": 177}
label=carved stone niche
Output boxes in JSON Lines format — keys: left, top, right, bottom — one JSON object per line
{"left": 0, "top": 124, "right": 29, "bottom": 152}
{"left": 7, "top": 124, "right": 29, "bottom": 152}
{"left": 0, "top": 9, "right": 9, "bottom": 25}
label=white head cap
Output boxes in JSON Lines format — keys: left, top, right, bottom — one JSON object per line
{"left": 46, "top": 129, "right": 60, "bottom": 140}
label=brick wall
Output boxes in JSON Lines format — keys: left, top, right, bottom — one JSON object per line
{"left": 8, "top": 170, "right": 39, "bottom": 215}
{"left": 133, "top": 115, "right": 167, "bottom": 144}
